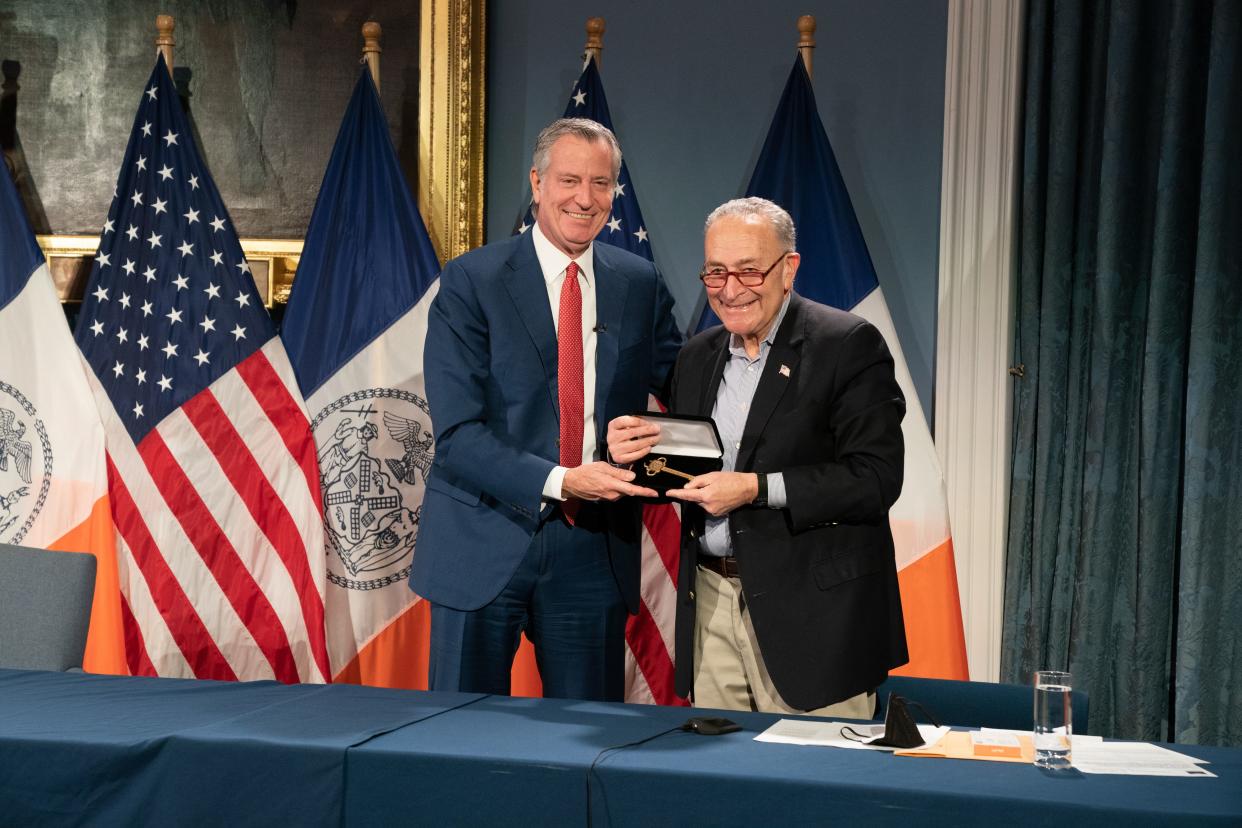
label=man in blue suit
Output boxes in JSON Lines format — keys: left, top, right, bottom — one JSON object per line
{"left": 411, "top": 118, "right": 683, "bottom": 701}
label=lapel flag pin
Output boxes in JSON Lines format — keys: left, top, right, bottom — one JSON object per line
{"left": 779, "top": 364, "right": 791, "bottom": 377}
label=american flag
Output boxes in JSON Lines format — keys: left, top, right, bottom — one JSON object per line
{"left": 520, "top": 57, "right": 685, "bottom": 706}
{"left": 73, "top": 56, "right": 330, "bottom": 683}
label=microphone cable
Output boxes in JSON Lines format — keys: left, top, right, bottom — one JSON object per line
{"left": 585, "top": 724, "right": 689, "bottom": 827}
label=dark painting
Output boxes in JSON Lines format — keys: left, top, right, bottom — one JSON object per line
{"left": 0, "top": 0, "right": 420, "bottom": 238}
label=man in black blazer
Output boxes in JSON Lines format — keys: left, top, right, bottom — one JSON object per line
{"left": 608, "top": 197, "right": 908, "bottom": 716}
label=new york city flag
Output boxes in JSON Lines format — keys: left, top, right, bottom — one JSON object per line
{"left": 0, "top": 154, "right": 123, "bottom": 675}
{"left": 282, "top": 68, "right": 442, "bottom": 685}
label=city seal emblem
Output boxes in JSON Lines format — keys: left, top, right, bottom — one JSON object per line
{"left": 311, "top": 387, "right": 433, "bottom": 591}
{"left": 0, "top": 380, "right": 53, "bottom": 545}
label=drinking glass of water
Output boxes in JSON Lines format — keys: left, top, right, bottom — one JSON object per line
{"left": 1033, "top": 670, "right": 1072, "bottom": 769}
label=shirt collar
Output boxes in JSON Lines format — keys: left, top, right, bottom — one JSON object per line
{"left": 531, "top": 221, "right": 594, "bottom": 287}
{"left": 728, "top": 291, "right": 793, "bottom": 358}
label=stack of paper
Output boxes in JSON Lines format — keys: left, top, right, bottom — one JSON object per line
{"left": 968, "top": 729, "right": 1215, "bottom": 776}
{"left": 1070, "top": 740, "right": 1215, "bottom": 777}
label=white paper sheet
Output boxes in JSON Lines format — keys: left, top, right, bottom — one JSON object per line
{"left": 648, "top": 417, "right": 722, "bottom": 458}
{"left": 971, "top": 730, "right": 1021, "bottom": 748}
{"left": 1070, "top": 741, "right": 1215, "bottom": 776}
{"left": 978, "top": 727, "right": 1104, "bottom": 745}
{"left": 754, "top": 719, "right": 950, "bottom": 751}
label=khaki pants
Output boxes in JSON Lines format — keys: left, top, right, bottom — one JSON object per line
{"left": 692, "top": 564, "right": 874, "bottom": 719}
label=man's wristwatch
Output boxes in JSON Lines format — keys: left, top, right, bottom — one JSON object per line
{"left": 753, "top": 473, "right": 768, "bottom": 507}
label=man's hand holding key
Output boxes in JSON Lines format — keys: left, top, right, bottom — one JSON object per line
{"left": 607, "top": 415, "right": 756, "bottom": 515}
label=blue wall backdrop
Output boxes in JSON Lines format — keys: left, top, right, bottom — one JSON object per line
{"left": 485, "top": 0, "right": 949, "bottom": 416}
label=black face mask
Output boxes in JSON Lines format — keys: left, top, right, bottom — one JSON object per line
{"left": 842, "top": 692, "right": 941, "bottom": 749}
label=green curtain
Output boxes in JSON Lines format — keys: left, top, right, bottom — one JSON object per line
{"left": 1003, "top": 0, "right": 1241, "bottom": 746}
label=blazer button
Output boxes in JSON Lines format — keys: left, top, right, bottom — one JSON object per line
{"left": 688, "top": 590, "right": 695, "bottom": 601}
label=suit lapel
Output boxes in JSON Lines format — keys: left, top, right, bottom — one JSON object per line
{"left": 593, "top": 249, "right": 630, "bottom": 438}
{"left": 698, "top": 338, "right": 731, "bottom": 417}
{"left": 737, "top": 294, "right": 805, "bottom": 470}
{"left": 501, "top": 234, "right": 558, "bottom": 409}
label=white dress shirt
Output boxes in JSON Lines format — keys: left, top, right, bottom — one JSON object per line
{"left": 531, "top": 222, "right": 598, "bottom": 501}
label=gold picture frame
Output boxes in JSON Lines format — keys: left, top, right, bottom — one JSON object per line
{"left": 37, "top": 235, "right": 302, "bottom": 308}
{"left": 420, "top": 0, "right": 487, "bottom": 263}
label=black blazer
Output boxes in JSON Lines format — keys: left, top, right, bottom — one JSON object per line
{"left": 672, "top": 292, "right": 909, "bottom": 710}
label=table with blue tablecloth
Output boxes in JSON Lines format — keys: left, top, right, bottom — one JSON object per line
{"left": 1, "top": 669, "right": 1238, "bottom": 826}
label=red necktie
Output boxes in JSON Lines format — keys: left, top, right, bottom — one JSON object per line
{"left": 558, "top": 262, "right": 584, "bottom": 520}
{"left": 561, "top": 259, "right": 583, "bottom": 466}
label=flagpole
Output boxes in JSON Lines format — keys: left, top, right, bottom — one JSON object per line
{"left": 363, "top": 21, "right": 382, "bottom": 93}
{"left": 797, "top": 15, "right": 815, "bottom": 79}
{"left": 584, "top": 17, "right": 604, "bottom": 69}
{"left": 155, "top": 15, "right": 175, "bottom": 73}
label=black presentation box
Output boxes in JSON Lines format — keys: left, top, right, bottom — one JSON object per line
{"left": 628, "top": 413, "right": 724, "bottom": 499}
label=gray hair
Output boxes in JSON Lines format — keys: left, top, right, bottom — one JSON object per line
{"left": 704, "top": 197, "right": 797, "bottom": 252}
{"left": 531, "top": 118, "right": 622, "bottom": 181}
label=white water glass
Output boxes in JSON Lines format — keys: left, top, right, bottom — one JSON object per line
{"left": 1033, "top": 670, "right": 1073, "bottom": 769}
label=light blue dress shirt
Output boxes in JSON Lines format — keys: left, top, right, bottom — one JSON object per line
{"left": 700, "top": 294, "right": 791, "bottom": 558}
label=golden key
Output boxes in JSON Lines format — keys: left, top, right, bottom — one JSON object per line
{"left": 644, "top": 457, "right": 695, "bottom": 481}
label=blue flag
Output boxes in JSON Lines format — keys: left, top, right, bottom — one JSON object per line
{"left": 282, "top": 68, "right": 441, "bottom": 398}
{"left": 281, "top": 67, "right": 443, "bottom": 684}
{"left": 0, "top": 163, "right": 45, "bottom": 313}
{"left": 693, "top": 56, "right": 880, "bottom": 331}
{"left": 516, "top": 57, "right": 652, "bottom": 262}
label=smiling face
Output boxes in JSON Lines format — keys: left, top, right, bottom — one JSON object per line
{"left": 704, "top": 214, "right": 799, "bottom": 352}
{"left": 530, "top": 135, "right": 616, "bottom": 258}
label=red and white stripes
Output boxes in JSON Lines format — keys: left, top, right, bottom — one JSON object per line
{"left": 625, "top": 501, "right": 686, "bottom": 705}
{"left": 89, "top": 338, "right": 329, "bottom": 684}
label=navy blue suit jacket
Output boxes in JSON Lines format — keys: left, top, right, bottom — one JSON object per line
{"left": 411, "top": 231, "right": 682, "bottom": 612}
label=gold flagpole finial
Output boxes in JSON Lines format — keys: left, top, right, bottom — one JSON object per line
{"left": 155, "top": 15, "right": 176, "bottom": 73}
{"left": 584, "top": 17, "right": 605, "bottom": 69}
{"left": 362, "top": 21, "right": 382, "bottom": 93}
{"left": 797, "top": 15, "right": 816, "bottom": 78}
